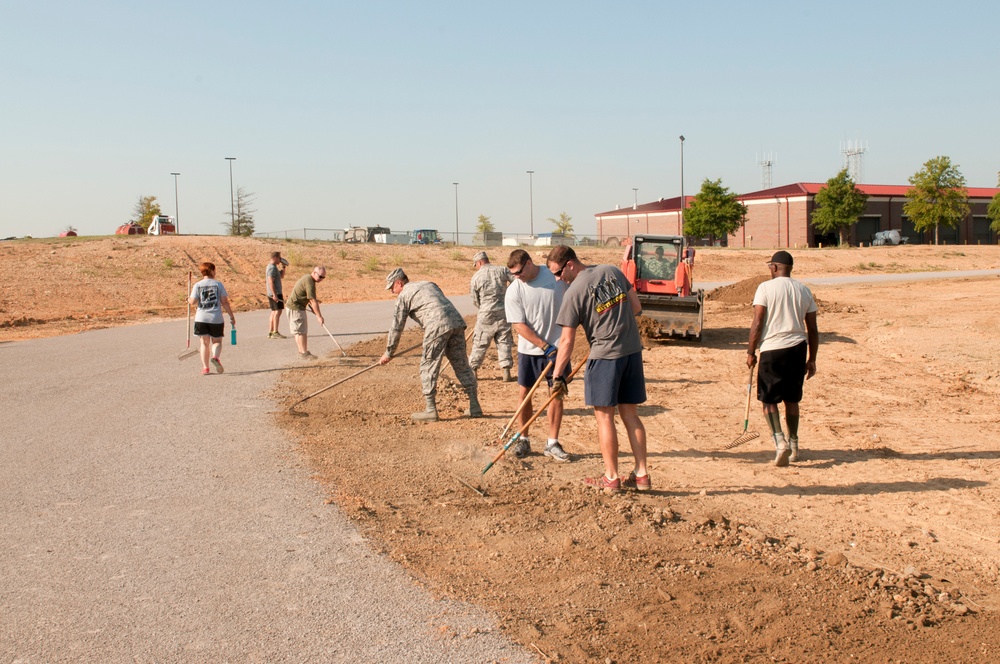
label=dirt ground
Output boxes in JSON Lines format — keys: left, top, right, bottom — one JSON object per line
{"left": 5, "top": 236, "right": 1000, "bottom": 662}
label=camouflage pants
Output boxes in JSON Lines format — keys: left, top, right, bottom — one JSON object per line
{"left": 468, "top": 318, "right": 513, "bottom": 370}
{"left": 421, "top": 328, "right": 478, "bottom": 398}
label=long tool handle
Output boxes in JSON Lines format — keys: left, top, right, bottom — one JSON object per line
{"left": 289, "top": 342, "right": 422, "bottom": 410}
{"left": 186, "top": 271, "right": 192, "bottom": 349}
{"left": 322, "top": 323, "right": 348, "bottom": 357}
{"left": 482, "top": 356, "right": 587, "bottom": 476}
{"left": 742, "top": 364, "right": 755, "bottom": 432}
{"left": 495, "top": 361, "right": 553, "bottom": 444}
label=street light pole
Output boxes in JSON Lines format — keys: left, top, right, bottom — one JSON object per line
{"left": 170, "top": 172, "right": 181, "bottom": 234}
{"left": 526, "top": 170, "right": 534, "bottom": 237}
{"left": 679, "top": 136, "right": 685, "bottom": 236}
{"left": 633, "top": 187, "right": 638, "bottom": 210}
{"left": 453, "top": 182, "right": 459, "bottom": 245}
{"left": 225, "top": 157, "right": 236, "bottom": 235}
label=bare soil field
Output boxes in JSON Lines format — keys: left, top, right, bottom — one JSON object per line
{"left": 4, "top": 235, "right": 1000, "bottom": 662}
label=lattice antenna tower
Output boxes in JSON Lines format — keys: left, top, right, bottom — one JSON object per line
{"left": 840, "top": 139, "right": 868, "bottom": 183}
{"left": 756, "top": 152, "right": 775, "bottom": 190}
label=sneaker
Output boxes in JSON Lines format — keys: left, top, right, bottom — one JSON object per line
{"left": 773, "top": 433, "right": 790, "bottom": 467}
{"left": 543, "top": 442, "right": 571, "bottom": 462}
{"left": 299, "top": 351, "right": 317, "bottom": 360}
{"left": 622, "top": 470, "right": 651, "bottom": 491}
{"left": 201, "top": 367, "right": 210, "bottom": 375}
{"left": 272, "top": 331, "right": 287, "bottom": 339}
{"left": 211, "top": 357, "right": 224, "bottom": 374}
{"left": 582, "top": 475, "right": 621, "bottom": 492}
{"left": 513, "top": 438, "right": 530, "bottom": 459}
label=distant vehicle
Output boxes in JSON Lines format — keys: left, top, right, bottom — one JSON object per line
{"left": 410, "top": 229, "right": 440, "bottom": 244}
{"left": 620, "top": 234, "right": 704, "bottom": 341}
{"left": 148, "top": 215, "right": 176, "bottom": 235}
{"left": 872, "top": 230, "right": 907, "bottom": 246}
{"left": 115, "top": 222, "right": 146, "bottom": 235}
{"left": 344, "top": 226, "right": 390, "bottom": 243}
{"left": 59, "top": 230, "right": 78, "bottom": 237}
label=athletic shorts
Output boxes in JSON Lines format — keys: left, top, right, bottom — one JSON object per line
{"left": 584, "top": 352, "right": 647, "bottom": 408}
{"left": 288, "top": 310, "right": 308, "bottom": 336}
{"left": 194, "top": 322, "right": 224, "bottom": 338}
{"left": 268, "top": 295, "right": 284, "bottom": 311}
{"left": 757, "top": 341, "right": 807, "bottom": 404}
{"left": 517, "top": 353, "right": 553, "bottom": 388}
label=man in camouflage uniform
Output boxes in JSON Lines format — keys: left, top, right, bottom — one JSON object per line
{"left": 468, "top": 251, "right": 514, "bottom": 382}
{"left": 378, "top": 268, "right": 481, "bottom": 422}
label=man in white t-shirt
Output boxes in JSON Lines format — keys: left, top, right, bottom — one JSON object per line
{"left": 747, "top": 250, "right": 818, "bottom": 467}
{"left": 503, "top": 249, "right": 570, "bottom": 462}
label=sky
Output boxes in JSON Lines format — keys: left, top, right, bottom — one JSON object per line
{"left": 2, "top": 1, "right": 998, "bottom": 240}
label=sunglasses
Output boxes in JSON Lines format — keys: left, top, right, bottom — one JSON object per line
{"left": 315, "top": 274, "right": 326, "bottom": 280}
{"left": 552, "top": 263, "right": 567, "bottom": 278}
{"left": 510, "top": 265, "right": 525, "bottom": 276}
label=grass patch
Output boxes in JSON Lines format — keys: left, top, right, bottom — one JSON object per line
{"left": 337, "top": 249, "right": 349, "bottom": 260}
{"left": 363, "top": 256, "right": 380, "bottom": 272}
{"left": 449, "top": 249, "right": 464, "bottom": 261}
{"left": 163, "top": 258, "right": 175, "bottom": 268}
{"left": 285, "top": 249, "right": 305, "bottom": 266}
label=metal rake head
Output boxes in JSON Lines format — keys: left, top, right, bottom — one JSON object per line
{"left": 722, "top": 430, "right": 761, "bottom": 450}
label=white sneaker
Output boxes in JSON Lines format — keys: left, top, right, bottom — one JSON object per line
{"left": 788, "top": 437, "right": 800, "bottom": 462}
{"left": 773, "top": 433, "right": 790, "bottom": 467}
{"left": 544, "top": 442, "right": 571, "bottom": 462}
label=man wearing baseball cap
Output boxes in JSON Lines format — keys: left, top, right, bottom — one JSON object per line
{"left": 265, "top": 251, "right": 289, "bottom": 339}
{"left": 379, "top": 267, "right": 481, "bottom": 422}
{"left": 468, "top": 251, "right": 514, "bottom": 382}
{"left": 747, "top": 250, "right": 818, "bottom": 466}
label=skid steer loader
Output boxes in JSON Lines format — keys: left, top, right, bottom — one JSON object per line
{"left": 620, "top": 234, "right": 704, "bottom": 341}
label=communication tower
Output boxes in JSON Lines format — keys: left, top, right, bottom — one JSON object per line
{"left": 756, "top": 152, "right": 775, "bottom": 190}
{"left": 840, "top": 140, "right": 868, "bottom": 183}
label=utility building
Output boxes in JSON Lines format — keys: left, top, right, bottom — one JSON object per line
{"left": 595, "top": 184, "right": 1000, "bottom": 248}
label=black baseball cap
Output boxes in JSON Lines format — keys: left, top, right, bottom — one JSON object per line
{"left": 768, "top": 250, "right": 793, "bottom": 266}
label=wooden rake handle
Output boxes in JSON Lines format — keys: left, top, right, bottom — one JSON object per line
{"left": 289, "top": 342, "right": 422, "bottom": 411}
{"left": 481, "top": 356, "right": 587, "bottom": 476}
{"left": 495, "top": 361, "right": 553, "bottom": 444}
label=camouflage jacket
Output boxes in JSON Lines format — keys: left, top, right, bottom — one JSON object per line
{"left": 386, "top": 281, "right": 465, "bottom": 356}
{"left": 470, "top": 264, "right": 512, "bottom": 324}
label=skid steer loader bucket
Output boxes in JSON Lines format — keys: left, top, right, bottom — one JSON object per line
{"left": 638, "top": 290, "right": 704, "bottom": 340}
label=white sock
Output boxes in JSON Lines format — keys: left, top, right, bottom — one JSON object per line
{"left": 547, "top": 438, "right": 558, "bottom": 447}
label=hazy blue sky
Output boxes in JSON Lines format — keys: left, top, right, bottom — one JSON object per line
{"left": 2, "top": 1, "right": 998, "bottom": 239}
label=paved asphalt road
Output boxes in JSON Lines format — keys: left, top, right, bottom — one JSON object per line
{"left": 1, "top": 296, "right": 534, "bottom": 663}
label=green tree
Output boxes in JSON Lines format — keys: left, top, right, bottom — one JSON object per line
{"left": 682, "top": 178, "right": 747, "bottom": 242}
{"left": 131, "top": 195, "right": 161, "bottom": 230}
{"left": 812, "top": 168, "right": 869, "bottom": 246}
{"left": 903, "top": 156, "right": 969, "bottom": 245}
{"left": 223, "top": 186, "right": 257, "bottom": 236}
{"left": 476, "top": 214, "right": 495, "bottom": 233}
{"left": 547, "top": 212, "right": 574, "bottom": 236}
{"left": 989, "top": 171, "right": 1000, "bottom": 233}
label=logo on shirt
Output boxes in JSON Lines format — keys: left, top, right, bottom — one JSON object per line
{"left": 593, "top": 275, "right": 626, "bottom": 315}
{"left": 200, "top": 285, "right": 220, "bottom": 309}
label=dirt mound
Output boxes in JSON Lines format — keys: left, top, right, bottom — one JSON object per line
{"left": 707, "top": 275, "right": 768, "bottom": 304}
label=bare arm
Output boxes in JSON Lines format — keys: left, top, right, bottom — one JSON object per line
{"left": 805, "top": 310, "right": 818, "bottom": 379}
{"left": 627, "top": 288, "right": 642, "bottom": 315}
{"left": 553, "top": 325, "right": 577, "bottom": 379}
{"left": 308, "top": 299, "right": 323, "bottom": 326}
{"left": 220, "top": 295, "right": 235, "bottom": 323}
{"left": 512, "top": 322, "right": 549, "bottom": 352}
{"left": 746, "top": 304, "right": 766, "bottom": 368}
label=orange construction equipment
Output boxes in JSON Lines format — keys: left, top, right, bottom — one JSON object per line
{"left": 620, "top": 234, "right": 703, "bottom": 340}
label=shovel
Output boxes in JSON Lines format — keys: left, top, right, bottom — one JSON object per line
{"left": 178, "top": 271, "right": 198, "bottom": 361}
{"left": 722, "top": 364, "right": 760, "bottom": 449}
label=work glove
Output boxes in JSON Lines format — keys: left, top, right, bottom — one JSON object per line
{"left": 550, "top": 376, "right": 568, "bottom": 400}
{"left": 543, "top": 344, "right": 558, "bottom": 363}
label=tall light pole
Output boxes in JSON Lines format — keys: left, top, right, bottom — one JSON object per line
{"left": 225, "top": 157, "right": 236, "bottom": 235}
{"left": 170, "top": 172, "right": 180, "bottom": 234}
{"left": 453, "top": 182, "right": 460, "bottom": 245}
{"left": 633, "top": 187, "right": 638, "bottom": 209}
{"left": 526, "top": 170, "right": 534, "bottom": 237}
{"left": 678, "top": 136, "right": 685, "bottom": 235}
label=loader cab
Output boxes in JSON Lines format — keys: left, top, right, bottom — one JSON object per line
{"left": 624, "top": 236, "right": 684, "bottom": 295}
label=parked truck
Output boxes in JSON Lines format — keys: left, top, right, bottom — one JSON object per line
{"left": 410, "top": 229, "right": 441, "bottom": 244}
{"left": 344, "top": 226, "right": 390, "bottom": 243}
{"left": 620, "top": 234, "right": 704, "bottom": 340}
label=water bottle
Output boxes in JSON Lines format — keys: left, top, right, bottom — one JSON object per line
{"left": 231, "top": 326, "right": 237, "bottom": 346}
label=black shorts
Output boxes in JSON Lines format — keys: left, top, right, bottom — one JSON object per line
{"left": 194, "top": 322, "right": 224, "bottom": 339}
{"left": 269, "top": 295, "right": 284, "bottom": 311}
{"left": 757, "top": 341, "right": 807, "bottom": 404}
{"left": 517, "top": 353, "right": 553, "bottom": 388}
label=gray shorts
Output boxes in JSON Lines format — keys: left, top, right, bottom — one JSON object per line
{"left": 288, "top": 309, "right": 308, "bottom": 336}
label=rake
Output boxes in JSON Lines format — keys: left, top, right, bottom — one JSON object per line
{"left": 487, "top": 360, "right": 553, "bottom": 448}
{"left": 723, "top": 364, "right": 760, "bottom": 449}
{"left": 481, "top": 356, "right": 586, "bottom": 476}
{"left": 178, "top": 271, "right": 199, "bottom": 361}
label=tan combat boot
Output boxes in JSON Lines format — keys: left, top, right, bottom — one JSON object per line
{"left": 412, "top": 396, "right": 439, "bottom": 422}
{"left": 464, "top": 391, "right": 483, "bottom": 418}
{"left": 502, "top": 367, "right": 513, "bottom": 382}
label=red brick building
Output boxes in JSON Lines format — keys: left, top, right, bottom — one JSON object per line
{"left": 595, "top": 184, "right": 1000, "bottom": 248}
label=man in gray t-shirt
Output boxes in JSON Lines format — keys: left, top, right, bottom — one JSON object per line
{"left": 547, "top": 245, "right": 650, "bottom": 493}
{"left": 265, "top": 251, "right": 288, "bottom": 339}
